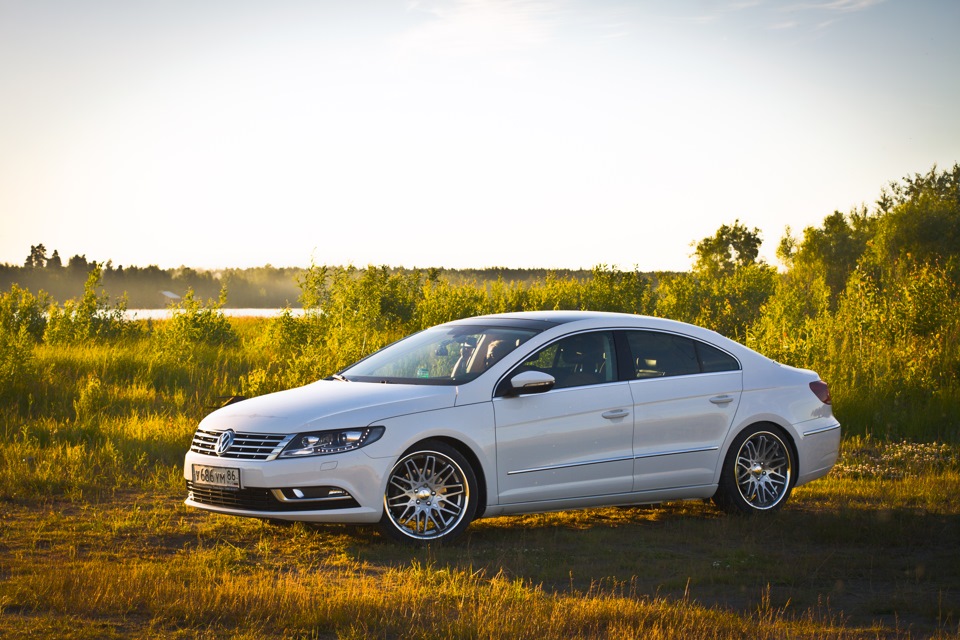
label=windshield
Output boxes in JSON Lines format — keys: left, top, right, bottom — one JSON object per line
{"left": 338, "top": 323, "right": 543, "bottom": 385}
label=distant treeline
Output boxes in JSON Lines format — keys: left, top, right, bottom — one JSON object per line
{"left": 0, "top": 253, "right": 600, "bottom": 309}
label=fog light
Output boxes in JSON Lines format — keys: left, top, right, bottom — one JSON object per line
{"left": 275, "top": 486, "right": 353, "bottom": 502}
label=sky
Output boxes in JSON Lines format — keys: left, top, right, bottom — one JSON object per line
{"left": 1, "top": 0, "right": 958, "bottom": 272}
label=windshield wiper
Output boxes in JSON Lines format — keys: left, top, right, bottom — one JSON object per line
{"left": 331, "top": 373, "right": 350, "bottom": 382}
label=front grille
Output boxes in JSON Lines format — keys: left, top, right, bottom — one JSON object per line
{"left": 190, "top": 429, "right": 291, "bottom": 460}
{"left": 186, "top": 481, "right": 360, "bottom": 512}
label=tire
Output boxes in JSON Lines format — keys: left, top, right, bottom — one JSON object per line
{"left": 379, "top": 441, "right": 477, "bottom": 544}
{"left": 713, "top": 425, "right": 795, "bottom": 514}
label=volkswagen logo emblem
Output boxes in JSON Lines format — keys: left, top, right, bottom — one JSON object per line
{"left": 215, "top": 429, "right": 236, "bottom": 456}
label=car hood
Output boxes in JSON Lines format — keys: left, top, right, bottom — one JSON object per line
{"left": 197, "top": 380, "right": 458, "bottom": 434}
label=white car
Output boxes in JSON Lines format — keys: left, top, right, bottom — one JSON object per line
{"left": 184, "top": 311, "right": 840, "bottom": 543}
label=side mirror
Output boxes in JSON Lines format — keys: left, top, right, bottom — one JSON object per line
{"left": 507, "top": 370, "right": 555, "bottom": 396}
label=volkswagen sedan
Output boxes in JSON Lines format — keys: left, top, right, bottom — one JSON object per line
{"left": 184, "top": 311, "right": 840, "bottom": 543}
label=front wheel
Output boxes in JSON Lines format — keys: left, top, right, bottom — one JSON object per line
{"left": 380, "top": 441, "right": 477, "bottom": 544}
{"left": 714, "top": 425, "right": 794, "bottom": 514}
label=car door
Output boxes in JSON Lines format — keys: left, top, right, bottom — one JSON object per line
{"left": 492, "top": 331, "right": 635, "bottom": 505}
{"left": 623, "top": 330, "right": 743, "bottom": 492}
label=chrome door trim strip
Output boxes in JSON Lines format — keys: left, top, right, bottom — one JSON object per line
{"left": 507, "top": 446, "right": 720, "bottom": 476}
{"left": 633, "top": 446, "right": 719, "bottom": 460}
{"left": 507, "top": 455, "right": 634, "bottom": 476}
{"left": 802, "top": 423, "right": 841, "bottom": 437}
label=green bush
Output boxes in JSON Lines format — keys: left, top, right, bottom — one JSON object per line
{"left": 0, "top": 283, "right": 49, "bottom": 342}
{"left": 656, "top": 264, "right": 777, "bottom": 340}
{"left": 45, "top": 264, "right": 130, "bottom": 345}
{"left": 156, "top": 287, "right": 238, "bottom": 357}
{"left": 0, "top": 284, "right": 49, "bottom": 405}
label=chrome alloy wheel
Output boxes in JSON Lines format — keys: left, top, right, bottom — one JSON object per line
{"left": 383, "top": 448, "right": 471, "bottom": 541}
{"left": 734, "top": 431, "right": 792, "bottom": 509}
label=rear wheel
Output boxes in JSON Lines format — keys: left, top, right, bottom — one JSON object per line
{"left": 380, "top": 441, "right": 477, "bottom": 544}
{"left": 714, "top": 425, "right": 794, "bottom": 514}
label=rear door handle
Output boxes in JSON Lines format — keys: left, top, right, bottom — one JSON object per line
{"left": 709, "top": 395, "right": 734, "bottom": 405}
{"left": 602, "top": 409, "right": 630, "bottom": 420}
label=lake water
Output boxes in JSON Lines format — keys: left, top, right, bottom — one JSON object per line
{"left": 125, "top": 308, "right": 306, "bottom": 320}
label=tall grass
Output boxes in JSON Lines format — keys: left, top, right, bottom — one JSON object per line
{"left": 1, "top": 259, "right": 958, "bottom": 506}
{"left": 2, "top": 260, "right": 959, "bottom": 444}
{"left": 0, "top": 293, "right": 263, "bottom": 502}
{"left": 748, "top": 261, "right": 960, "bottom": 441}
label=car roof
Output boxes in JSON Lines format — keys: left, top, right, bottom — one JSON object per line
{"left": 461, "top": 310, "right": 640, "bottom": 325}
{"left": 447, "top": 311, "right": 755, "bottom": 358}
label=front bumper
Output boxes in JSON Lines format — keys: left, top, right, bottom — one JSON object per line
{"left": 182, "top": 449, "right": 391, "bottom": 524}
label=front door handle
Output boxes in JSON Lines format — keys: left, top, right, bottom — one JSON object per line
{"left": 602, "top": 409, "right": 630, "bottom": 420}
{"left": 710, "top": 395, "right": 734, "bottom": 405}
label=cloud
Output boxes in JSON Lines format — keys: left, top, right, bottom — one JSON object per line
{"left": 771, "top": 0, "right": 884, "bottom": 32}
{"left": 785, "top": 0, "right": 886, "bottom": 13}
{"left": 695, "top": 0, "right": 885, "bottom": 32}
{"left": 725, "top": 0, "right": 767, "bottom": 10}
{"left": 769, "top": 20, "right": 800, "bottom": 30}
{"left": 396, "top": 0, "right": 557, "bottom": 58}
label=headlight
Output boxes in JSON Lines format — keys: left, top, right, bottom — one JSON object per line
{"left": 278, "top": 426, "right": 385, "bottom": 458}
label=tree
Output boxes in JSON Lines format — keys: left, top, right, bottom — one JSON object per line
{"left": 782, "top": 208, "right": 876, "bottom": 300}
{"left": 67, "top": 254, "right": 90, "bottom": 274}
{"left": 656, "top": 221, "right": 776, "bottom": 340}
{"left": 24, "top": 244, "right": 48, "bottom": 268}
{"left": 693, "top": 220, "right": 762, "bottom": 276}
{"left": 867, "top": 164, "right": 960, "bottom": 277}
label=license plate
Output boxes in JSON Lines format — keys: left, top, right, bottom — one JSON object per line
{"left": 192, "top": 464, "right": 241, "bottom": 489}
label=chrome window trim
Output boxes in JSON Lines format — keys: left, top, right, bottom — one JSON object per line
{"left": 622, "top": 328, "right": 743, "bottom": 376}
{"left": 495, "top": 326, "right": 742, "bottom": 399}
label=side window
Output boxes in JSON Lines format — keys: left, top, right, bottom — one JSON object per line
{"left": 625, "top": 331, "right": 741, "bottom": 378}
{"left": 625, "top": 331, "right": 699, "bottom": 378}
{"left": 696, "top": 341, "right": 740, "bottom": 372}
{"left": 515, "top": 331, "right": 617, "bottom": 389}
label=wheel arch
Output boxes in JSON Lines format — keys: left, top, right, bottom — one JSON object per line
{"left": 716, "top": 418, "right": 800, "bottom": 489}
{"left": 400, "top": 436, "right": 488, "bottom": 520}
{"left": 712, "top": 419, "right": 800, "bottom": 513}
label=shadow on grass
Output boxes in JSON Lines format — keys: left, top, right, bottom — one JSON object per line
{"left": 298, "top": 500, "right": 959, "bottom": 634}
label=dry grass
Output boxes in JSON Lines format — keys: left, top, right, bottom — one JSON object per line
{"left": 2, "top": 461, "right": 958, "bottom": 639}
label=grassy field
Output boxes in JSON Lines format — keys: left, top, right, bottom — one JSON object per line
{"left": 2, "top": 313, "right": 959, "bottom": 638}
{"left": 1, "top": 448, "right": 958, "bottom": 639}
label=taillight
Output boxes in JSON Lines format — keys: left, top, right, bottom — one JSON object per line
{"left": 809, "top": 380, "right": 831, "bottom": 405}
